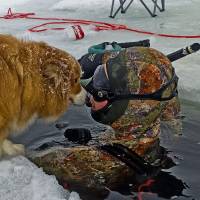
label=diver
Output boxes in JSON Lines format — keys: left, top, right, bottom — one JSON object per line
{"left": 69, "top": 44, "right": 184, "bottom": 197}
{"left": 79, "top": 44, "right": 181, "bottom": 148}
{"left": 30, "top": 41, "right": 199, "bottom": 199}
{"left": 78, "top": 41, "right": 200, "bottom": 151}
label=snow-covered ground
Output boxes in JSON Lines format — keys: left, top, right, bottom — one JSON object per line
{"left": 0, "top": 0, "right": 200, "bottom": 103}
{"left": 0, "top": 0, "right": 200, "bottom": 199}
{"left": 0, "top": 156, "right": 81, "bottom": 200}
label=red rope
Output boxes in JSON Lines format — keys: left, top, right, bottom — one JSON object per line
{"left": 2, "top": 8, "right": 35, "bottom": 19}
{"left": 137, "top": 179, "right": 155, "bottom": 200}
{"left": 1, "top": 8, "right": 200, "bottom": 39}
{"left": 125, "top": 27, "right": 200, "bottom": 39}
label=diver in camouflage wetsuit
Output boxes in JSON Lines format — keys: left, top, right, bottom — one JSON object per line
{"left": 80, "top": 46, "right": 181, "bottom": 157}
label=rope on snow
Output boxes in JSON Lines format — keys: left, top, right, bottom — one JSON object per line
{"left": 1, "top": 8, "right": 200, "bottom": 39}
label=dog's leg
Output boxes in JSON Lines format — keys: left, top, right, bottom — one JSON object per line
{"left": 0, "top": 143, "right": 2, "bottom": 158}
{"left": 0, "top": 129, "right": 8, "bottom": 158}
{"left": 2, "top": 139, "right": 25, "bottom": 156}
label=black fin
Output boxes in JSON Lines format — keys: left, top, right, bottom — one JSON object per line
{"left": 100, "top": 143, "right": 160, "bottom": 176}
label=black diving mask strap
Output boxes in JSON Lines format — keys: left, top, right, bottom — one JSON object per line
{"left": 85, "top": 68, "right": 178, "bottom": 102}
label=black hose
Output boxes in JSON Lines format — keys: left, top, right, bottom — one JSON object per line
{"left": 116, "top": 39, "right": 150, "bottom": 48}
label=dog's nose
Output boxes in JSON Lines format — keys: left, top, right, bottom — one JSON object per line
{"left": 71, "top": 87, "right": 87, "bottom": 106}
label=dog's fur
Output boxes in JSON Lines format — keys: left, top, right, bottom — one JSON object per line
{"left": 0, "top": 34, "right": 86, "bottom": 157}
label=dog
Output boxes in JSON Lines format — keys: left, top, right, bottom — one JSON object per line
{"left": 0, "top": 34, "right": 86, "bottom": 158}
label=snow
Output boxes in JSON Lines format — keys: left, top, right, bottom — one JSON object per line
{"left": 0, "top": 0, "right": 31, "bottom": 12}
{"left": 50, "top": 0, "right": 106, "bottom": 11}
{"left": 1, "top": 0, "right": 199, "bottom": 102}
{"left": 0, "top": 156, "right": 80, "bottom": 200}
{"left": 0, "top": 0, "right": 200, "bottom": 199}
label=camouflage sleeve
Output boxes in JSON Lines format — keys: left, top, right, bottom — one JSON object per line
{"left": 161, "top": 96, "right": 183, "bottom": 135}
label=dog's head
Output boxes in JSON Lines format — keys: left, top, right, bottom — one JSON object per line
{"left": 41, "top": 47, "right": 86, "bottom": 106}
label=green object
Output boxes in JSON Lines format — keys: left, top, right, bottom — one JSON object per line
{"left": 88, "top": 42, "right": 122, "bottom": 54}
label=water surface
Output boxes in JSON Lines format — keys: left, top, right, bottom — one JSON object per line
{"left": 13, "top": 100, "right": 200, "bottom": 200}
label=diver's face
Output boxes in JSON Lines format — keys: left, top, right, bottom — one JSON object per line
{"left": 84, "top": 64, "right": 110, "bottom": 111}
{"left": 86, "top": 93, "right": 108, "bottom": 111}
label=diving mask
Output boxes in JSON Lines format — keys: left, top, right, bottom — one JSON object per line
{"left": 81, "top": 64, "right": 178, "bottom": 104}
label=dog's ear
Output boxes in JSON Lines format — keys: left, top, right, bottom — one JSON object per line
{"left": 43, "top": 63, "right": 63, "bottom": 88}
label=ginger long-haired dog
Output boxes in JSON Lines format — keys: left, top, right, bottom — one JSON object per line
{"left": 0, "top": 34, "right": 86, "bottom": 158}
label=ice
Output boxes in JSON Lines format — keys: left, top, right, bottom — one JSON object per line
{"left": 0, "top": 0, "right": 200, "bottom": 199}
{"left": 50, "top": 0, "right": 106, "bottom": 11}
{"left": 0, "top": 156, "right": 80, "bottom": 200}
{"left": 68, "top": 192, "right": 81, "bottom": 200}
{"left": 0, "top": 0, "right": 31, "bottom": 13}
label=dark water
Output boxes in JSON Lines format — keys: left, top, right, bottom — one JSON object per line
{"left": 13, "top": 100, "right": 200, "bottom": 200}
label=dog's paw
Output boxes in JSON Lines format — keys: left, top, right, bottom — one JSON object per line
{"left": 2, "top": 139, "right": 25, "bottom": 156}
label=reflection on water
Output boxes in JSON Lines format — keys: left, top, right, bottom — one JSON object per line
{"left": 138, "top": 171, "right": 189, "bottom": 199}
{"left": 104, "top": 170, "right": 189, "bottom": 200}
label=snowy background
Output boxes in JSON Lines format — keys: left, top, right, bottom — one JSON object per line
{"left": 0, "top": 156, "right": 80, "bottom": 200}
{"left": 0, "top": 0, "right": 200, "bottom": 199}
{"left": 0, "top": 0, "right": 200, "bottom": 103}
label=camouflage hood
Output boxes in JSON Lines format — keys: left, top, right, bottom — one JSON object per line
{"left": 106, "top": 47, "right": 176, "bottom": 98}
{"left": 91, "top": 47, "right": 178, "bottom": 138}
